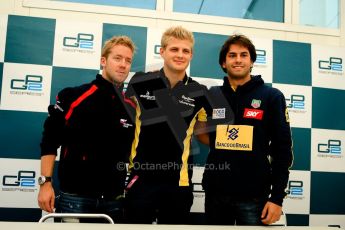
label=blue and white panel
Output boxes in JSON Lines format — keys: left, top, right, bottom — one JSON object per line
{"left": 0, "top": 63, "right": 52, "bottom": 112}
{"left": 192, "top": 76, "right": 222, "bottom": 89}
{"left": 145, "top": 27, "right": 164, "bottom": 72}
{"left": 252, "top": 37, "right": 273, "bottom": 84}
{"left": 312, "top": 44, "right": 345, "bottom": 90}
{"left": 273, "top": 83, "right": 312, "bottom": 128}
{"left": 190, "top": 32, "right": 227, "bottom": 80}
{"left": 309, "top": 215, "right": 345, "bottom": 228}
{"left": 191, "top": 166, "right": 205, "bottom": 213}
{"left": 0, "top": 15, "right": 7, "bottom": 62}
{"left": 284, "top": 170, "right": 310, "bottom": 214}
{"left": 0, "top": 158, "right": 40, "bottom": 208}
{"left": 311, "top": 128, "right": 345, "bottom": 172}
{"left": 53, "top": 20, "right": 103, "bottom": 69}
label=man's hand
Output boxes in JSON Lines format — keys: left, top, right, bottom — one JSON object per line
{"left": 38, "top": 183, "right": 55, "bottom": 213}
{"left": 194, "top": 121, "right": 209, "bottom": 145}
{"left": 261, "top": 201, "right": 282, "bottom": 225}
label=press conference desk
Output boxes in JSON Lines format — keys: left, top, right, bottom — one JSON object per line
{"left": 0, "top": 222, "right": 341, "bottom": 230}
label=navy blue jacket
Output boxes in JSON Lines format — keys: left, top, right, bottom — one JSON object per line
{"left": 203, "top": 75, "right": 293, "bottom": 206}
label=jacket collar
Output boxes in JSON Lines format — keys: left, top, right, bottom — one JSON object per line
{"left": 222, "top": 75, "right": 264, "bottom": 93}
{"left": 95, "top": 74, "right": 124, "bottom": 93}
{"left": 159, "top": 68, "right": 189, "bottom": 88}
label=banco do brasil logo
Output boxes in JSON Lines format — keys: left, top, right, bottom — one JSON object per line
{"left": 228, "top": 128, "right": 239, "bottom": 140}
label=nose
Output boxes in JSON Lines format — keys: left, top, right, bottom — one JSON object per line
{"left": 234, "top": 56, "right": 242, "bottom": 63}
{"left": 177, "top": 50, "right": 183, "bottom": 58}
{"left": 119, "top": 58, "right": 127, "bottom": 67}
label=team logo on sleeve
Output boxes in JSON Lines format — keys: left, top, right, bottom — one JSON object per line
{"left": 140, "top": 91, "right": 155, "bottom": 100}
{"left": 212, "top": 108, "right": 226, "bottom": 119}
{"left": 120, "top": 118, "right": 133, "bottom": 128}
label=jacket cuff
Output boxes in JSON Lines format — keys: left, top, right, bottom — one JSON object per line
{"left": 268, "top": 195, "right": 284, "bottom": 207}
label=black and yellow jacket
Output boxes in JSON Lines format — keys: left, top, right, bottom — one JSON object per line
{"left": 126, "top": 69, "right": 211, "bottom": 187}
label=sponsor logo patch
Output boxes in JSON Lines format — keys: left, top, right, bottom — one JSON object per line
{"left": 243, "top": 108, "right": 264, "bottom": 120}
{"left": 251, "top": 99, "right": 261, "bottom": 108}
{"left": 215, "top": 125, "right": 253, "bottom": 151}
{"left": 179, "top": 95, "right": 195, "bottom": 107}
{"left": 212, "top": 108, "right": 226, "bottom": 119}
{"left": 140, "top": 91, "right": 155, "bottom": 100}
{"left": 120, "top": 118, "right": 133, "bottom": 128}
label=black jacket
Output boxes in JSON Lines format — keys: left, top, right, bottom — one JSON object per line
{"left": 41, "top": 74, "right": 135, "bottom": 196}
{"left": 203, "top": 75, "right": 293, "bottom": 206}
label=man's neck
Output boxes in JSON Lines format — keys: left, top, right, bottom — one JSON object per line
{"left": 228, "top": 75, "right": 251, "bottom": 91}
{"left": 163, "top": 66, "right": 186, "bottom": 88}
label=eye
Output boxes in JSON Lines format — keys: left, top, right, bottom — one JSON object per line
{"left": 183, "top": 49, "right": 191, "bottom": 54}
{"left": 125, "top": 58, "right": 132, "bottom": 65}
{"left": 114, "top": 56, "right": 122, "bottom": 62}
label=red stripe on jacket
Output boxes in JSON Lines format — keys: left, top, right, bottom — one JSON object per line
{"left": 65, "top": 85, "right": 98, "bottom": 122}
{"left": 122, "top": 91, "right": 136, "bottom": 109}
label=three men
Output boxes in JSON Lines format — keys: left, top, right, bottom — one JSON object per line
{"left": 38, "top": 29, "right": 292, "bottom": 226}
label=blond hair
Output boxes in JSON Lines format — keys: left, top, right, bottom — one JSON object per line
{"left": 101, "top": 35, "right": 136, "bottom": 58}
{"left": 161, "top": 26, "right": 194, "bottom": 49}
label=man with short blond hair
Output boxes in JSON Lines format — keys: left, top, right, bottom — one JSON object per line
{"left": 38, "top": 35, "right": 136, "bottom": 223}
{"left": 160, "top": 25, "right": 195, "bottom": 49}
{"left": 124, "top": 26, "right": 211, "bottom": 224}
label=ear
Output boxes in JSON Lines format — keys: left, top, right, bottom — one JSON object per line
{"left": 222, "top": 62, "right": 226, "bottom": 68}
{"left": 159, "top": 47, "right": 165, "bottom": 57}
{"left": 100, "top": 57, "right": 106, "bottom": 68}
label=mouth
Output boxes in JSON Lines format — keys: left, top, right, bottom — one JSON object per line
{"left": 174, "top": 61, "right": 185, "bottom": 65}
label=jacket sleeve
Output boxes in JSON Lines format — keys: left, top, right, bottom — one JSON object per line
{"left": 196, "top": 85, "right": 213, "bottom": 122}
{"left": 40, "top": 88, "right": 72, "bottom": 156}
{"left": 267, "top": 88, "right": 293, "bottom": 206}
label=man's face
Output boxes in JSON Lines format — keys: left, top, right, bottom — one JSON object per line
{"left": 222, "top": 44, "right": 253, "bottom": 80}
{"left": 160, "top": 37, "right": 193, "bottom": 74}
{"left": 101, "top": 44, "right": 133, "bottom": 85}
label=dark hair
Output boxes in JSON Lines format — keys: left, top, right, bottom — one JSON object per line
{"left": 219, "top": 34, "right": 257, "bottom": 73}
